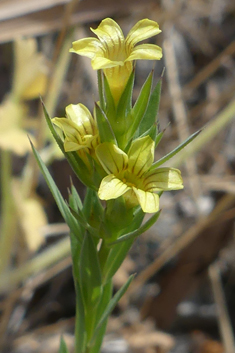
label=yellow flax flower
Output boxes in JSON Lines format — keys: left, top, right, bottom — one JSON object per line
{"left": 96, "top": 136, "right": 183, "bottom": 213}
{"left": 70, "top": 18, "right": 162, "bottom": 103}
{"left": 52, "top": 103, "right": 100, "bottom": 163}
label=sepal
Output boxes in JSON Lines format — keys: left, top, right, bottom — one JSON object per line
{"left": 105, "top": 198, "right": 135, "bottom": 240}
{"left": 115, "top": 68, "right": 135, "bottom": 147}
{"left": 95, "top": 103, "right": 116, "bottom": 144}
{"left": 127, "top": 70, "right": 153, "bottom": 140}
{"left": 102, "top": 72, "right": 116, "bottom": 119}
{"left": 138, "top": 78, "right": 162, "bottom": 136}
{"left": 97, "top": 70, "right": 105, "bottom": 111}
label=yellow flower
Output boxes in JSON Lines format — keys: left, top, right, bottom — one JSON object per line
{"left": 70, "top": 18, "right": 162, "bottom": 103}
{"left": 96, "top": 136, "right": 183, "bottom": 213}
{"left": 13, "top": 38, "right": 48, "bottom": 100}
{"left": 0, "top": 98, "right": 32, "bottom": 155}
{"left": 52, "top": 103, "right": 100, "bottom": 163}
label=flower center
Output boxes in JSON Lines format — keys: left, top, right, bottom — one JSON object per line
{"left": 122, "top": 178, "right": 135, "bottom": 188}
{"left": 106, "top": 41, "right": 128, "bottom": 62}
{"left": 122, "top": 170, "right": 140, "bottom": 189}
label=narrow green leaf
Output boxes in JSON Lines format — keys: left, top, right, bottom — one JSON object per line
{"left": 70, "top": 184, "right": 83, "bottom": 211}
{"left": 95, "top": 103, "right": 117, "bottom": 144}
{"left": 108, "top": 210, "right": 161, "bottom": 245}
{"left": 127, "top": 206, "right": 145, "bottom": 232}
{"left": 70, "top": 233, "right": 82, "bottom": 279}
{"left": 116, "top": 68, "right": 135, "bottom": 121}
{"left": 79, "top": 233, "right": 103, "bottom": 310}
{"left": 127, "top": 71, "right": 153, "bottom": 138}
{"left": 87, "top": 280, "right": 113, "bottom": 353}
{"left": 92, "top": 275, "right": 134, "bottom": 340}
{"left": 69, "top": 208, "right": 100, "bottom": 240}
{"left": 103, "top": 239, "right": 134, "bottom": 283}
{"left": 59, "top": 336, "right": 70, "bottom": 353}
{"left": 151, "top": 129, "right": 201, "bottom": 169}
{"left": 41, "top": 99, "right": 64, "bottom": 151}
{"left": 94, "top": 280, "right": 113, "bottom": 324}
{"left": 139, "top": 79, "right": 162, "bottom": 135}
{"left": 30, "top": 140, "right": 82, "bottom": 244}
{"left": 136, "top": 124, "right": 158, "bottom": 142}
{"left": 103, "top": 73, "right": 116, "bottom": 118}
{"left": 74, "top": 280, "right": 87, "bottom": 353}
{"left": 97, "top": 70, "right": 105, "bottom": 111}
{"left": 82, "top": 188, "right": 104, "bottom": 231}
{"left": 87, "top": 189, "right": 104, "bottom": 231}
{"left": 155, "top": 129, "right": 165, "bottom": 148}
{"left": 83, "top": 188, "right": 96, "bottom": 219}
{"left": 67, "top": 206, "right": 87, "bottom": 230}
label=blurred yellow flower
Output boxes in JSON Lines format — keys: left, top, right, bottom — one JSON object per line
{"left": 70, "top": 18, "right": 162, "bottom": 103}
{"left": 52, "top": 103, "right": 100, "bottom": 163}
{"left": 0, "top": 98, "right": 32, "bottom": 155}
{"left": 96, "top": 136, "right": 183, "bottom": 213}
{"left": 0, "top": 38, "right": 48, "bottom": 155}
{"left": 13, "top": 38, "right": 48, "bottom": 100}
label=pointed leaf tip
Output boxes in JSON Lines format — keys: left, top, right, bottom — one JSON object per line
{"left": 59, "top": 336, "right": 70, "bottom": 353}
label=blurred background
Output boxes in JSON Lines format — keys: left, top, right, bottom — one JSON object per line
{"left": 0, "top": 0, "right": 235, "bottom": 352}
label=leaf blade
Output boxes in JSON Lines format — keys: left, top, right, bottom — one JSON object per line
{"left": 30, "top": 139, "right": 82, "bottom": 243}
{"left": 139, "top": 79, "right": 162, "bottom": 135}
{"left": 108, "top": 210, "right": 161, "bottom": 245}
{"left": 151, "top": 130, "right": 201, "bottom": 169}
{"left": 59, "top": 336, "right": 70, "bottom": 353}
{"left": 91, "top": 275, "right": 134, "bottom": 341}
{"left": 127, "top": 71, "right": 153, "bottom": 138}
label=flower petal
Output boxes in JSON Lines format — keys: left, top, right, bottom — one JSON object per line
{"left": 52, "top": 117, "right": 80, "bottom": 139}
{"left": 143, "top": 167, "right": 184, "bottom": 191}
{"left": 126, "top": 19, "right": 161, "bottom": 48}
{"left": 98, "top": 175, "right": 130, "bottom": 200}
{"left": 65, "top": 104, "right": 95, "bottom": 135}
{"left": 126, "top": 44, "right": 162, "bottom": 61}
{"left": 122, "top": 189, "right": 139, "bottom": 208}
{"left": 64, "top": 140, "right": 81, "bottom": 152}
{"left": 91, "top": 56, "right": 124, "bottom": 70}
{"left": 90, "top": 18, "right": 125, "bottom": 54}
{"left": 133, "top": 187, "right": 159, "bottom": 213}
{"left": 128, "top": 136, "right": 154, "bottom": 177}
{"left": 70, "top": 38, "right": 103, "bottom": 58}
{"left": 96, "top": 142, "right": 128, "bottom": 175}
